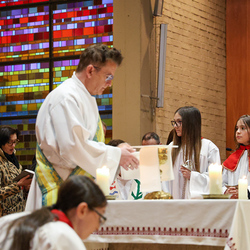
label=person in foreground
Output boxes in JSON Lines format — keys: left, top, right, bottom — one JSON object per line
{"left": 222, "top": 115, "right": 250, "bottom": 199}
{"left": 162, "top": 106, "right": 221, "bottom": 199}
{"left": 0, "top": 126, "right": 31, "bottom": 217}
{"left": 26, "top": 44, "right": 139, "bottom": 210}
{"left": 0, "top": 175, "right": 107, "bottom": 250}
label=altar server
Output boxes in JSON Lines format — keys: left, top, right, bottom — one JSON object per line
{"left": 162, "top": 106, "right": 221, "bottom": 199}
{"left": 26, "top": 44, "right": 139, "bottom": 210}
{"left": 0, "top": 175, "right": 106, "bottom": 250}
{"left": 223, "top": 115, "right": 250, "bottom": 198}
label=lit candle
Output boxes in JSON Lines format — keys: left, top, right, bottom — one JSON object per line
{"left": 96, "top": 166, "right": 110, "bottom": 196}
{"left": 238, "top": 176, "right": 248, "bottom": 200}
{"left": 209, "top": 163, "right": 222, "bottom": 194}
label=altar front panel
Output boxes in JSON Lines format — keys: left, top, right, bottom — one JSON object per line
{"left": 85, "top": 200, "right": 237, "bottom": 246}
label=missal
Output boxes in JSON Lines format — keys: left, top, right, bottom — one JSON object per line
{"left": 13, "top": 169, "right": 34, "bottom": 182}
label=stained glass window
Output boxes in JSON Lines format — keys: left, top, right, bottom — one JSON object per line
{"left": 0, "top": 0, "right": 113, "bottom": 168}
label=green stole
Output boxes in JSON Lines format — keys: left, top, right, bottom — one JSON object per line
{"left": 35, "top": 116, "right": 105, "bottom": 206}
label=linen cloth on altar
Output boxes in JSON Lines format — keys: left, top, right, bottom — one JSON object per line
{"left": 86, "top": 200, "right": 237, "bottom": 246}
{"left": 225, "top": 200, "right": 250, "bottom": 250}
{"left": 26, "top": 72, "right": 121, "bottom": 211}
{"left": 0, "top": 212, "right": 86, "bottom": 250}
{"left": 162, "top": 138, "right": 221, "bottom": 199}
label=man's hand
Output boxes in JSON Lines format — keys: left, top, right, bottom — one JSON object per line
{"left": 119, "top": 146, "right": 139, "bottom": 171}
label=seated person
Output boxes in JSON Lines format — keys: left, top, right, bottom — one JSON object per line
{"left": 0, "top": 176, "right": 107, "bottom": 250}
{"left": 142, "top": 132, "right": 161, "bottom": 145}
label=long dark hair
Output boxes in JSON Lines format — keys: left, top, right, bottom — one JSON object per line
{"left": 234, "top": 114, "right": 250, "bottom": 149}
{"left": 0, "top": 175, "right": 107, "bottom": 250}
{"left": 172, "top": 106, "right": 202, "bottom": 172}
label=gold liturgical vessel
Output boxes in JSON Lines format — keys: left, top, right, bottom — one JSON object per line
{"left": 144, "top": 148, "right": 172, "bottom": 200}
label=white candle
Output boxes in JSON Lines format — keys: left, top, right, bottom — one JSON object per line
{"left": 209, "top": 163, "right": 222, "bottom": 194}
{"left": 238, "top": 176, "right": 248, "bottom": 200}
{"left": 96, "top": 166, "right": 110, "bottom": 196}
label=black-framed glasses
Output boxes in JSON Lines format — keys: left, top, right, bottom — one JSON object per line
{"left": 92, "top": 207, "right": 107, "bottom": 226}
{"left": 93, "top": 66, "right": 114, "bottom": 82}
{"left": 6, "top": 139, "right": 19, "bottom": 146}
{"left": 171, "top": 120, "right": 182, "bottom": 127}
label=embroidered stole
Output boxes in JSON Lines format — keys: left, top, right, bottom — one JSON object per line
{"left": 223, "top": 145, "right": 250, "bottom": 172}
{"left": 35, "top": 115, "right": 105, "bottom": 206}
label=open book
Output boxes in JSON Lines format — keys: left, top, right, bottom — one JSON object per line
{"left": 13, "top": 169, "right": 34, "bottom": 182}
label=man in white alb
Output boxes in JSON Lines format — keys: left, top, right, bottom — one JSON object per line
{"left": 26, "top": 44, "right": 139, "bottom": 210}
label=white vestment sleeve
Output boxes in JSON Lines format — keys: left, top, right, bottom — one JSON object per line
{"left": 33, "top": 222, "right": 86, "bottom": 250}
{"left": 48, "top": 97, "right": 121, "bottom": 183}
{"left": 222, "top": 168, "right": 229, "bottom": 193}
{"left": 25, "top": 175, "right": 42, "bottom": 212}
{"left": 189, "top": 139, "right": 221, "bottom": 197}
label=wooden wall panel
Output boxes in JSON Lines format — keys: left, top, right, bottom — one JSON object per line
{"left": 226, "top": 0, "right": 250, "bottom": 154}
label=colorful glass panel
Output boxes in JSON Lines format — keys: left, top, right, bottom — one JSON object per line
{"left": 52, "top": 1, "right": 113, "bottom": 57}
{"left": 0, "top": 0, "right": 48, "bottom": 7}
{"left": 0, "top": 62, "right": 49, "bottom": 118}
{"left": 0, "top": 6, "right": 50, "bottom": 62}
{"left": 0, "top": 0, "right": 113, "bottom": 168}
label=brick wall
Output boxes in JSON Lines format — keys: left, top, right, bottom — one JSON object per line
{"left": 155, "top": 0, "right": 226, "bottom": 161}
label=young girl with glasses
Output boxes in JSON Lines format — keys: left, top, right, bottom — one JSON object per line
{"left": 0, "top": 175, "right": 107, "bottom": 250}
{"left": 222, "top": 115, "right": 250, "bottom": 199}
{"left": 162, "top": 106, "right": 221, "bottom": 199}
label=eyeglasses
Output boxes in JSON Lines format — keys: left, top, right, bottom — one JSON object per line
{"left": 6, "top": 139, "right": 19, "bottom": 146}
{"left": 93, "top": 66, "right": 114, "bottom": 82}
{"left": 105, "top": 74, "right": 114, "bottom": 82}
{"left": 171, "top": 120, "right": 182, "bottom": 127}
{"left": 92, "top": 208, "right": 107, "bottom": 226}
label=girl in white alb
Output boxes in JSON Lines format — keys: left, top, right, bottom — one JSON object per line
{"left": 162, "top": 106, "right": 221, "bottom": 199}
{"left": 222, "top": 115, "right": 250, "bottom": 198}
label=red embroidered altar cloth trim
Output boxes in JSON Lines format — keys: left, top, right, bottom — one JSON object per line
{"left": 85, "top": 200, "right": 238, "bottom": 247}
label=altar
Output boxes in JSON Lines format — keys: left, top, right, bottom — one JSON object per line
{"left": 84, "top": 199, "right": 250, "bottom": 250}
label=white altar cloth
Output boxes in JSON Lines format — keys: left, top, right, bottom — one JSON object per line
{"left": 225, "top": 200, "right": 250, "bottom": 250}
{"left": 85, "top": 200, "right": 238, "bottom": 247}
